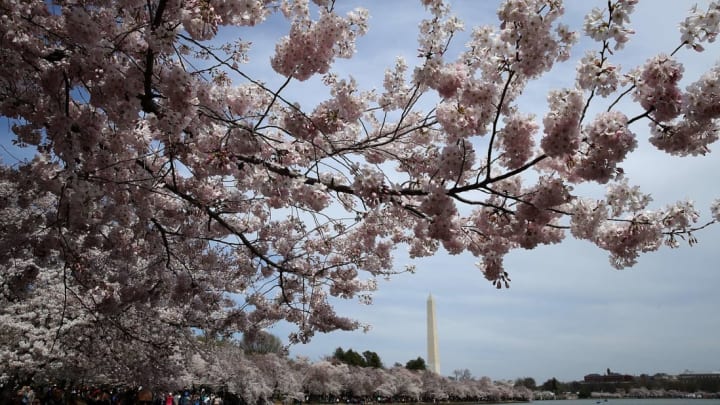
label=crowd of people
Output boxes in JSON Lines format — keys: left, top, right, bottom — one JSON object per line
{"left": 8, "top": 384, "right": 229, "bottom": 405}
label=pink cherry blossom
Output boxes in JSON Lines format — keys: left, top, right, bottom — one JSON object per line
{"left": 541, "top": 88, "right": 584, "bottom": 157}
{"left": 496, "top": 113, "right": 537, "bottom": 170}
{"left": 583, "top": 0, "right": 637, "bottom": 50}
{"left": 1, "top": 0, "right": 719, "bottom": 386}
{"left": 574, "top": 111, "right": 637, "bottom": 183}
{"left": 632, "top": 54, "right": 684, "bottom": 122}
{"left": 576, "top": 51, "right": 621, "bottom": 97}
{"left": 680, "top": 1, "right": 720, "bottom": 51}
{"left": 711, "top": 199, "right": 720, "bottom": 221}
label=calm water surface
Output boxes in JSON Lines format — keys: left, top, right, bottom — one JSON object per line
{"left": 534, "top": 400, "right": 720, "bottom": 405}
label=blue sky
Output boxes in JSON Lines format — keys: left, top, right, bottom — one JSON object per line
{"left": 2, "top": 0, "right": 718, "bottom": 384}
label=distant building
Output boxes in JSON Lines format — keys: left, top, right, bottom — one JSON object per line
{"left": 678, "top": 371, "right": 720, "bottom": 381}
{"left": 584, "top": 369, "right": 634, "bottom": 383}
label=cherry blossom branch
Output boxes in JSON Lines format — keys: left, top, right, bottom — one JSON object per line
{"left": 253, "top": 74, "right": 294, "bottom": 132}
{"left": 606, "top": 85, "right": 635, "bottom": 112}
{"left": 627, "top": 109, "right": 653, "bottom": 125}
{"left": 151, "top": 217, "right": 176, "bottom": 270}
{"left": 178, "top": 34, "right": 307, "bottom": 119}
{"left": 154, "top": 167, "right": 287, "bottom": 277}
{"left": 486, "top": 70, "right": 517, "bottom": 181}
{"left": 49, "top": 261, "right": 70, "bottom": 355}
{"left": 451, "top": 154, "right": 549, "bottom": 195}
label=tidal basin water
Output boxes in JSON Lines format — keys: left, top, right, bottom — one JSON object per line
{"left": 534, "top": 400, "right": 720, "bottom": 405}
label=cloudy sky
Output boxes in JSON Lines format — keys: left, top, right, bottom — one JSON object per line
{"left": 1, "top": 0, "right": 718, "bottom": 385}
{"left": 252, "top": 0, "right": 720, "bottom": 383}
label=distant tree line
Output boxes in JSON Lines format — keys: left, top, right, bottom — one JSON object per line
{"left": 405, "top": 357, "right": 428, "bottom": 371}
{"left": 331, "top": 347, "right": 384, "bottom": 368}
{"left": 5, "top": 327, "right": 714, "bottom": 404}
{"left": 328, "top": 348, "right": 720, "bottom": 399}
{"left": 1, "top": 334, "right": 539, "bottom": 405}
{"left": 331, "top": 347, "right": 434, "bottom": 372}
{"left": 531, "top": 375, "right": 720, "bottom": 398}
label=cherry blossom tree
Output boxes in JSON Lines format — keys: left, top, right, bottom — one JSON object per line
{"left": 303, "top": 360, "right": 344, "bottom": 400}
{"left": 251, "top": 352, "right": 304, "bottom": 401}
{"left": 194, "top": 340, "right": 275, "bottom": 404}
{"left": 179, "top": 345, "right": 550, "bottom": 403}
{"left": 1, "top": 0, "right": 720, "bottom": 385}
{"left": 392, "top": 366, "right": 424, "bottom": 401}
{"left": 354, "top": 366, "right": 388, "bottom": 400}
{"left": 373, "top": 368, "right": 399, "bottom": 399}
{"left": 421, "top": 370, "right": 450, "bottom": 401}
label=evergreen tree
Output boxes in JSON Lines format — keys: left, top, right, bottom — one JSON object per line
{"left": 363, "top": 351, "right": 383, "bottom": 368}
{"left": 405, "top": 357, "right": 427, "bottom": 371}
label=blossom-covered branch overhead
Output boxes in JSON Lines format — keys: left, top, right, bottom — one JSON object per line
{"left": 1, "top": 0, "right": 719, "bottom": 383}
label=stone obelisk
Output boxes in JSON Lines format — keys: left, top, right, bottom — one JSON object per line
{"left": 427, "top": 294, "right": 440, "bottom": 374}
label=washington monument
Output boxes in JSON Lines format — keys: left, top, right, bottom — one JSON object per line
{"left": 427, "top": 294, "right": 440, "bottom": 374}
